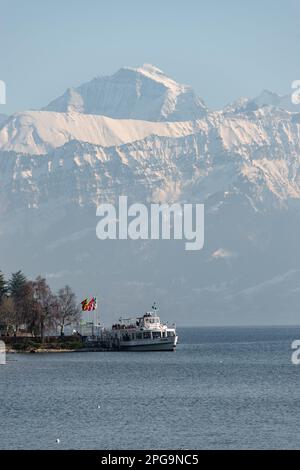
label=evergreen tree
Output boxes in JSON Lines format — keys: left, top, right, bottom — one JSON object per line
{"left": 8, "top": 270, "right": 27, "bottom": 300}
{"left": 8, "top": 271, "right": 28, "bottom": 332}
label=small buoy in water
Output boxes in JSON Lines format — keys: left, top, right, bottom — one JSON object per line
{"left": 219, "top": 360, "right": 223, "bottom": 364}
{"left": 97, "top": 405, "right": 101, "bottom": 409}
{"left": 56, "top": 438, "right": 60, "bottom": 444}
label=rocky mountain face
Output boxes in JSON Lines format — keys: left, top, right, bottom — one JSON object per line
{"left": 0, "top": 65, "right": 300, "bottom": 325}
{"left": 43, "top": 64, "right": 208, "bottom": 121}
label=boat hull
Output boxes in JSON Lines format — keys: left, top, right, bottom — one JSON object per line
{"left": 119, "top": 336, "right": 178, "bottom": 352}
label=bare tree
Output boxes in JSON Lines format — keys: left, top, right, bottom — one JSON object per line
{"left": 21, "top": 281, "right": 41, "bottom": 337}
{"left": 0, "top": 296, "right": 16, "bottom": 335}
{"left": 56, "top": 285, "right": 80, "bottom": 336}
{"left": 33, "top": 276, "right": 57, "bottom": 342}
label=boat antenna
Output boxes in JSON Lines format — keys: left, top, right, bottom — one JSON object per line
{"left": 151, "top": 301, "right": 158, "bottom": 311}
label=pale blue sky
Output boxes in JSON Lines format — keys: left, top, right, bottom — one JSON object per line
{"left": 0, "top": 0, "right": 299, "bottom": 114}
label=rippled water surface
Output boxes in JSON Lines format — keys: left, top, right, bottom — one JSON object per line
{"left": 1, "top": 326, "right": 300, "bottom": 449}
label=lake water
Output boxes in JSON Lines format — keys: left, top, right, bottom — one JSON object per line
{"left": 1, "top": 326, "right": 300, "bottom": 449}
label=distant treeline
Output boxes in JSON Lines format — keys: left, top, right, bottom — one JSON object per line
{"left": 0, "top": 270, "right": 80, "bottom": 339}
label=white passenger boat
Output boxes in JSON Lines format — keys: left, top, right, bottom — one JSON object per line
{"left": 109, "top": 305, "right": 178, "bottom": 351}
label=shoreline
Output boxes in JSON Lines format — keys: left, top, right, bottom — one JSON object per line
{"left": 2, "top": 336, "right": 101, "bottom": 354}
{"left": 7, "top": 348, "right": 108, "bottom": 354}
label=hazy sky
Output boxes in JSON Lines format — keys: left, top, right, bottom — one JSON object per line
{"left": 1, "top": 0, "right": 299, "bottom": 114}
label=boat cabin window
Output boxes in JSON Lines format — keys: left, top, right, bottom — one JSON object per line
{"left": 136, "top": 333, "right": 143, "bottom": 340}
{"left": 143, "top": 331, "right": 151, "bottom": 339}
{"left": 167, "top": 331, "right": 175, "bottom": 337}
{"left": 152, "top": 331, "right": 161, "bottom": 339}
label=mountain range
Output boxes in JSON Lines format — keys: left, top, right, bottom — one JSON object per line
{"left": 0, "top": 64, "right": 299, "bottom": 325}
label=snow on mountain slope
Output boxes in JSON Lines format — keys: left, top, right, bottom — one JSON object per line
{"left": 1, "top": 106, "right": 299, "bottom": 162}
{"left": 1, "top": 107, "right": 300, "bottom": 218}
{"left": 0, "top": 110, "right": 205, "bottom": 154}
{"left": 1, "top": 65, "right": 300, "bottom": 323}
{"left": 43, "top": 64, "right": 207, "bottom": 121}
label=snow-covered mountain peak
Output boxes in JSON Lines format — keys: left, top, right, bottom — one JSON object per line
{"left": 125, "top": 63, "right": 189, "bottom": 94}
{"left": 225, "top": 89, "right": 300, "bottom": 115}
{"left": 254, "top": 89, "right": 284, "bottom": 107}
{"left": 2, "top": 66, "right": 300, "bottom": 323}
{"left": 223, "top": 97, "right": 254, "bottom": 115}
{"left": 43, "top": 64, "right": 207, "bottom": 122}
{"left": 139, "top": 63, "right": 165, "bottom": 74}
